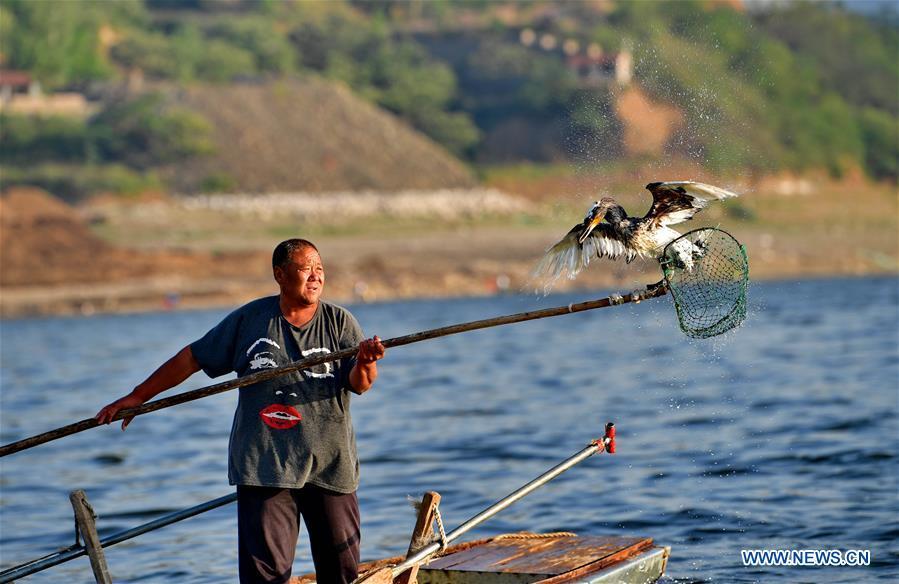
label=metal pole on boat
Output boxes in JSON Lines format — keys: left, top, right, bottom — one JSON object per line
{"left": 0, "top": 492, "right": 237, "bottom": 583}
{"left": 387, "top": 423, "right": 616, "bottom": 580}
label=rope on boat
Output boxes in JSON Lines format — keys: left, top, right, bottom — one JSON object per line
{"left": 405, "top": 495, "right": 449, "bottom": 554}
{"left": 72, "top": 495, "right": 99, "bottom": 548}
{"left": 493, "top": 531, "right": 577, "bottom": 540}
{"left": 433, "top": 505, "right": 448, "bottom": 552}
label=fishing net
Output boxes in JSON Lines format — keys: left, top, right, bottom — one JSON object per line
{"left": 659, "top": 228, "right": 749, "bottom": 339}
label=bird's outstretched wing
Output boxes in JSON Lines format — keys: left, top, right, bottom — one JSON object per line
{"left": 644, "top": 181, "right": 738, "bottom": 227}
{"left": 530, "top": 222, "right": 633, "bottom": 294}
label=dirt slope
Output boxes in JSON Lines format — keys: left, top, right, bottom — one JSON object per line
{"left": 163, "top": 78, "right": 477, "bottom": 193}
{"left": 0, "top": 187, "right": 261, "bottom": 290}
{"left": 615, "top": 86, "right": 684, "bottom": 157}
{"left": 0, "top": 187, "right": 121, "bottom": 286}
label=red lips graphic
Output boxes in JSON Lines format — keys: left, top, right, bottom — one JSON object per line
{"left": 260, "top": 404, "right": 302, "bottom": 430}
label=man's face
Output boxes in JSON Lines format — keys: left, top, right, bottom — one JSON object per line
{"left": 275, "top": 246, "right": 325, "bottom": 306}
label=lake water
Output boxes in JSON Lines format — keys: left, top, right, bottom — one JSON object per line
{"left": 1, "top": 276, "right": 897, "bottom": 583}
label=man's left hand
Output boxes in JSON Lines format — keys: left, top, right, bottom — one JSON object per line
{"left": 357, "top": 336, "right": 385, "bottom": 364}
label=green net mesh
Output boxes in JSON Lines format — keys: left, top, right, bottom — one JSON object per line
{"left": 660, "top": 228, "right": 749, "bottom": 339}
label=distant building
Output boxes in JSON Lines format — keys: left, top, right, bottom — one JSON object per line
{"left": 0, "top": 69, "right": 93, "bottom": 117}
{"left": 564, "top": 48, "right": 632, "bottom": 87}
{"left": 516, "top": 29, "right": 633, "bottom": 88}
{"left": 0, "top": 69, "right": 39, "bottom": 102}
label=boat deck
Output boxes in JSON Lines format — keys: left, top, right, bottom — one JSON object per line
{"left": 292, "top": 533, "right": 669, "bottom": 583}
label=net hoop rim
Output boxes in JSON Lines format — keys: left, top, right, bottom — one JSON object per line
{"left": 659, "top": 227, "right": 749, "bottom": 339}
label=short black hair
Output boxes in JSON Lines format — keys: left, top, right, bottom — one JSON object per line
{"left": 272, "top": 238, "right": 319, "bottom": 269}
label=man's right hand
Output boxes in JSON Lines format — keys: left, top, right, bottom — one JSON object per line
{"left": 95, "top": 393, "right": 145, "bottom": 430}
{"left": 93, "top": 345, "right": 201, "bottom": 432}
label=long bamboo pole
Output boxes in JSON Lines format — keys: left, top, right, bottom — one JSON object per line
{"left": 0, "top": 283, "right": 666, "bottom": 458}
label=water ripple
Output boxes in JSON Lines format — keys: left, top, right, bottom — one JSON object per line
{"left": 0, "top": 277, "right": 897, "bottom": 581}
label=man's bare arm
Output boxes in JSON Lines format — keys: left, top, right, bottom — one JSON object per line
{"left": 95, "top": 345, "right": 201, "bottom": 430}
{"left": 349, "top": 336, "right": 385, "bottom": 395}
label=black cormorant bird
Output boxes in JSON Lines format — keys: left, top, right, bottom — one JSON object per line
{"left": 531, "top": 180, "right": 739, "bottom": 292}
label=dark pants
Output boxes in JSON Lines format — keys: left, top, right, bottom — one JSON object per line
{"left": 237, "top": 484, "right": 360, "bottom": 584}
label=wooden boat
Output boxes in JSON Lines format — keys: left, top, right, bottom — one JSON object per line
{"left": 292, "top": 532, "right": 669, "bottom": 584}
{"left": 2, "top": 426, "right": 671, "bottom": 583}
{"left": 292, "top": 428, "right": 668, "bottom": 584}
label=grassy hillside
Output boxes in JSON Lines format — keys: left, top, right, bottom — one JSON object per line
{"left": 162, "top": 78, "right": 475, "bottom": 193}
{"left": 0, "top": 78, "right": 476, "bottom": 199}
{"left": 1, "top": 0, "right": 895, "bottom": 200}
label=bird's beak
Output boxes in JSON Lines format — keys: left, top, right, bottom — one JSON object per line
{"left": 577, "top": 210, "right": 606, "bottom": 244}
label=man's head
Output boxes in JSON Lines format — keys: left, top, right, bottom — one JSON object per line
{"left": 272, "top": 239, "right": 324, "bottom": 306}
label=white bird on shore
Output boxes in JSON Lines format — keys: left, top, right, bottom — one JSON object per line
{"left": 531, "top": 181, "right": 739, "bottom": 293}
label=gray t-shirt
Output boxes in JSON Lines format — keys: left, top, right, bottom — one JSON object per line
{"left": 190, "top": 296, "right": 364, "bottom": 492}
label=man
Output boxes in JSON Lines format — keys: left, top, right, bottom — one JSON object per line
{"left": 96, "top": 238, "right": 385, "bottom": 584}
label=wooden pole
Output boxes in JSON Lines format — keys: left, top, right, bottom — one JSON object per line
{"left": 0, "top": 284, "right": 666, "bottom": 458}
{"left": 396, "top": 492, "right": 441, "bottom": 584}
{"left": 69, "top": 490, "right": 112, "bottom": 584}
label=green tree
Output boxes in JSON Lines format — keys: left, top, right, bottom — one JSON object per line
{"left": 90, "top": 93, "right": 215, "bottom": 169}
{"left": 110, "top": 30, "right": 180, "bottom": 79}
{"left": 0, "top": 114, "right": 88, "bottom": 163}
{"left": 191, "top": 39, "right": 257, "bottom": 82}
{"left": 287, "top": 13, "right": 478, "bottom": 154}
{"left": 1, "top": 0, "right": 143, "bottom": 88}
{"left": 858, "top": 107, "right": 898, "bottom": 180}
{"left": 756, "top": 2, "right": 899, "bottom": 114}
{"left": 206, "top": 17, "right": 295, "bottom": 74}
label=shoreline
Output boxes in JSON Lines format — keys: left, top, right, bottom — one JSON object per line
{"left": 2, "top": 269, "right": 894, "bottom": 320}
{"left": 3, "top": 182, "right": 896, "bottom": 319}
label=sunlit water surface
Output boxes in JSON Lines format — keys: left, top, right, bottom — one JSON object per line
{"left": 1, "top": 276, "right": 897, "bottom": 583}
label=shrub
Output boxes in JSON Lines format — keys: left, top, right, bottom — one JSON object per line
{"left": 858, "top": 108, "right": 899, "bottom": 180}
{"left": 200, "top": 172, "right": 237, "bottom": 193}
{"left": 0, "top": 163, "right": 162, "bottom": 202}
{"left": 206, "top": 18, "right": 295, "bottom": 74}
{"left": 0, "top": 114, "right": 89, "bottom": 163}
{"left": 90, "top": 93, "right": 215, "bottom": 168}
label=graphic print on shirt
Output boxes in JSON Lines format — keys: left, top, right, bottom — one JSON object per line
{"left": 301, "top": 347, "right": 334, "bottom": 379}
{"left": 260, "top": 388, "right": 303, "bottom": 430}
{"left": 245, "top": 338, "right": 301, "bottom": 429}
{"left": 259, "top": 389, "right": 303, "bottom": 430}
{"left": 247, "top": 337, "right": 281, "bottom": 370}
{"left": 251, "top": 339, "right": 335, "bottom": 429}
